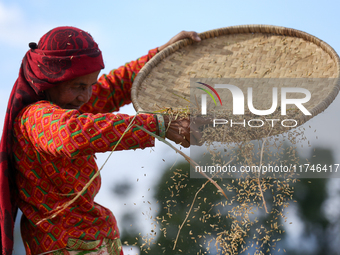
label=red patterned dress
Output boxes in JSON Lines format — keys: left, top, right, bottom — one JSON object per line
{"left": 13, "top": 49, "right": 158, "bottom": 255}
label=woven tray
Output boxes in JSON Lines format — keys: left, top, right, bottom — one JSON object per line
{"left": 131, "top": 25, "right": 340, "bottom": 142}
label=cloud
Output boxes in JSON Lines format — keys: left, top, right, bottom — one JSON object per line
{"left": 0, "top": 2, "right": 22, "bottom": 24}
{"left": 0, "top": 2, "right": 51, "bottom": 49}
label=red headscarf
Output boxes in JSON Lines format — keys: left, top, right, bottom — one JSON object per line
{"left": 0, "top": 26, "right": 104, "bottom": 254}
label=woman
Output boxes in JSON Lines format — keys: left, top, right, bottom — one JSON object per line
{"left": 0, "top": 26, "right": 201, "bottom": 255}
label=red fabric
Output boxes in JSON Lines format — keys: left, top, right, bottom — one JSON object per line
{"left": 14, "top": 101, "right": 156, "bottom": 255}
{"left": 0, "top": 26, "right": 104, "bottom": 255}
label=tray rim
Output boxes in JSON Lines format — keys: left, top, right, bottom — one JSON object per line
{"left": 131, "top": 24, "right": 340, "bottom": 124}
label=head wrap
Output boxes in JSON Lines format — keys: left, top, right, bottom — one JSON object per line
{"left": 0, "top": 26, "right": 104, "bottom": 254}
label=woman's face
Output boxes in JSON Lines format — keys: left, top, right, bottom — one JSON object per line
{"left": 45, "top": 71, "right": 100, "bottom": 110}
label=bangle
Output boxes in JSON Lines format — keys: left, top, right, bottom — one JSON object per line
{"left": 156, "top": 114, "right": 166, "bottom": 139}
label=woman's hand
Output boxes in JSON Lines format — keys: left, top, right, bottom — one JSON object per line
{"left": 163, "top": 116, "right": 210, "bottom": 148}
{"left": 158, "top": 31, "right": 201, "bottom": 52}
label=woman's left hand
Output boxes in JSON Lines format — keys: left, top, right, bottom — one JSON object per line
{"left": 163, "top": 116, "right": 210, "bottom": 148}
{"left": 158, "top": 31, "right": 201, "bottom": 52}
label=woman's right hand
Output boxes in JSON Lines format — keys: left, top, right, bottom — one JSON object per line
{"left": 158, "top": 31, "right": 201, "bottom": 52}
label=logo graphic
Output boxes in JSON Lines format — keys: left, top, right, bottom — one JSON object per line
{"left": 196, "top": 82, "right": 222, "bottom": 115}
{"left": 197, "top": 83, "right": 311, "bottom": 116}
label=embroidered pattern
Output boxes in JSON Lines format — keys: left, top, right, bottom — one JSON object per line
{"left": 46, "top": 238, "right": 122, "bottom": 255}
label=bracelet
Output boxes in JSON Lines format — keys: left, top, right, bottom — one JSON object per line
{"left": 156, "top": 114, "right": 166, "bottom": 139}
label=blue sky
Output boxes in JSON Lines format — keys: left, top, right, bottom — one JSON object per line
{"left": 1, "top": 0, "right": 340, "bottom": 254}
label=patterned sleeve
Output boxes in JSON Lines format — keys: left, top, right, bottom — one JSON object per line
{"left": 16, "top": 102, "right": 157, "bottom": 158}
{"left": 80, "top": 48, "right": 158, "bottom": 114}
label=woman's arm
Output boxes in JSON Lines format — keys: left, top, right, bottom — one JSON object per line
{"left": 80, "top": 31, "right": 201, "bottom": 114}
{"left": 78, "top": 31, "right": 202, "bottom": 147}
{"left": 16, "top": 102, "right": 157, "bottom": 158}
{"left": 80, "top": 48, "right": 158, "bottom": 114}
